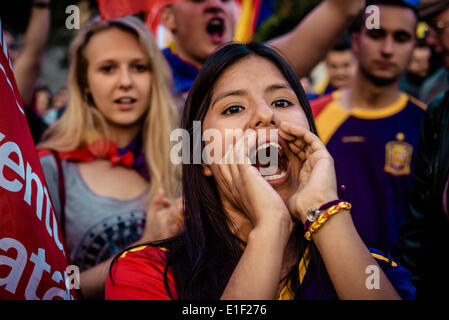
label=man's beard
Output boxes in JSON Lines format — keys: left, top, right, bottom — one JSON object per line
{"left": 359, "top": 64, "right": 400, "bottom": 87}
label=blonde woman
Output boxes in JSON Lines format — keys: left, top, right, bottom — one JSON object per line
{"left": 38, "top": 16, "right": 181, "bottom": 299}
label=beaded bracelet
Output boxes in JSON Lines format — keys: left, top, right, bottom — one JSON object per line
{"left": 304, "top": 201, "right": 352, "bottom": 241}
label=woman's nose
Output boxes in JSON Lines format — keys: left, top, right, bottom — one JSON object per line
{"left": 253, "top": 102, "right": 276, "bottom": 129}
{"left": 118, "top": 67, "right": 133, "bottom": 90}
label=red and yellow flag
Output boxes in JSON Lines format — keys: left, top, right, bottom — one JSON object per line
{"left": 96, "top": 0, "right": 182, "bottom": 33}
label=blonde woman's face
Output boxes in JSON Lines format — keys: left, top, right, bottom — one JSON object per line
{"left": 84, "top": 27, "right": 152, "bottom": 131}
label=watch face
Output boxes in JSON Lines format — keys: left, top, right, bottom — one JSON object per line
{"left": 306, "top": 208, "right": 321, "bottom": 222}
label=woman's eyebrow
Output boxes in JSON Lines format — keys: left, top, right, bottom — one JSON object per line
{"left": 212, "top": 89, "right": 248, "bottom": 107}
{"left": 131, "top": 57, "right": 148, "bottom": 62}
{"left": 265, "top": 83, "right": 292, "bottom": 93}
{"left": 96, "top": 58, "right": 116, "bottom": 65}
{"left": 95, "top": 57, "right": 147, "bottom": 64}
{"left": 211, "top": 84, "right": 292, "bottom": 107}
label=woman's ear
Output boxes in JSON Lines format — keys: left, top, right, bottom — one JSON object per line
{"left": 160, "top": 6, "right": 176, "bottom": 33}
{"left": 202, "top": 163, "right": 213, "bottom": 177}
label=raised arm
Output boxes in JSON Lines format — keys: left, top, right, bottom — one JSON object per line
{"left": 217, "top": 132, "right": 293, "bottom": 300}
{"left": 13, "top": 0, "right": 51, "bottom": 107}
{"left": 269, "top": 0, "right": 365, "bottom": 78}
{"left": 279, "top": 122, "right": 401, "bottom": 299}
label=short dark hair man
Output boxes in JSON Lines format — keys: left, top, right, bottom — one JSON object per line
{"left": 311, "top": 0, "right": 427, "bottom": 255}
{"left": 325, "top": 37, "right": 357, "bottom": 94}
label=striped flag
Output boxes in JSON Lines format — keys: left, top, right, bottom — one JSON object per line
{"left": 235, "top": 0, "right": 274, "bottom": 43}
{"left": 97, "top": 0, "right": 275, "bottom": 45}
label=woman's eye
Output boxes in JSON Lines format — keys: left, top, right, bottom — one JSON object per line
{"left": 133, "top": 64, "right": 149, "bottom": 72}
{"left": 99, "top": 65, "right": 114, "bottom": 73}
{"left": 223, "top": 105, "right": 244, "bottom": 115}
{"left": 272, "top": 99, "right": 292, "bottom": 108}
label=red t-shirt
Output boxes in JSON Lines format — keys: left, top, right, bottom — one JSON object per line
{"left": 105, "top": 245, "right": 177, "bottom": 300}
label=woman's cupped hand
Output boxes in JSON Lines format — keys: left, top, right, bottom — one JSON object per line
{"left": 214, "top": 130, "right": 292, "bottom": 231}
{"left": 279, "top": 121, "right": 338, "bottom": 224}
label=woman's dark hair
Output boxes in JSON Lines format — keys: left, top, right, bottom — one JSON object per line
{"left": 111, "top": 42, "right": 329, "bottom": 299}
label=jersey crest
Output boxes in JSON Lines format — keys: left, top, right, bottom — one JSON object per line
{"left": 384, "top": 133, "right": 413, "bottom": 176}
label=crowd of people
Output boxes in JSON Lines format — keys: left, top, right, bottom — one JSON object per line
{"left": 3, "top": 0, "right": 449, "bottom": 300}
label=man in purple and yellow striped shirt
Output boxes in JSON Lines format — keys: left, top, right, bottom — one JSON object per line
{"left": 311, "top": 0, "right": 426, "bottom": 255}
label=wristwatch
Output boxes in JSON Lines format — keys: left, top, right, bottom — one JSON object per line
{"left": 303, "top": 200, "right": 341, "bottom": 231}
{"left": 304, "top": 208, "right": 322, "bottom": 231}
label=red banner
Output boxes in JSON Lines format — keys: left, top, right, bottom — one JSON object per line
{"left": 97, "top": 0, "right": 183, "bottom": 33}
{"left": 97, "top": 0, "right": 181, "bottom": 20}
{"left": 0, "top": 22, "right": 78, "bottom": 300}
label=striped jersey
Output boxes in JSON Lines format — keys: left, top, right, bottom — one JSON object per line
{"left": 311, "top": 91, "right": 426, "bottom": 254}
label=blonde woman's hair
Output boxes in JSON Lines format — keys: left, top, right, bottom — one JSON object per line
{"left": 39, "top": 16, "right": 179, "bottom": 199}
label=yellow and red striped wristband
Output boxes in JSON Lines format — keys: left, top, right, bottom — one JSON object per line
{"left": 304, "top": 201, "right": 352, "bottom": 241}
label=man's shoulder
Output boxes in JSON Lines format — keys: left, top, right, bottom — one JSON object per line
{"left": 161, "top": 47, "right": 172, "bottom": 59}
{"left": 310, "top": 92, "right": 337, "bottom": 118}
{"left": 428, "top": 90, "right": 448, "bottom": 111}
{"left": 424, "top": 90, "right": 449, "bottom": 127}
{"left": 405, "top": 94, "right": 427, "bottom": 113}
{"left": 420, "top": 68, "right": 449, "bottom": 104}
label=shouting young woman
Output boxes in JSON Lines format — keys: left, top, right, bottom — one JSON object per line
{"left": 106, "top": 42, "right": 415, "bottom": 300}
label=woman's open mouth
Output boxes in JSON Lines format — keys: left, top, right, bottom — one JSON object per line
{"left": 250, "top": 141, "right": 290, "bottom": 186}
{"left": 114, "top": 97, "right": 137, "bottom": 110}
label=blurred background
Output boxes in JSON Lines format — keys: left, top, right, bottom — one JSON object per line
{"left": 0, "top": 0, "right": 322, "bottom": 93}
